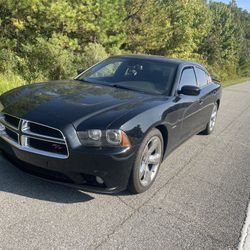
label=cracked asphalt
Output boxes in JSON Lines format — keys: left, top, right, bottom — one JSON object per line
{"left": 1, "top": 81, "right": 250, "bottom": 250}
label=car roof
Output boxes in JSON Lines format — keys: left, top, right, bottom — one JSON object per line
{"left": 110, "top": 54, "right": 204, "bottom": 68}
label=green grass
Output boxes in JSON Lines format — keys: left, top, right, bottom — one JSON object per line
{"left": 222, "top": 77, "right": 250, "bottom": 87}
{"left": 0, "top": 73, "right": 26, "bottom": 95}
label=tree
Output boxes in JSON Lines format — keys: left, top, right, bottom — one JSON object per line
{"left": 123, "top": 0, "right": 172, "bottom": 54}
{"left": 200, "top": 2, "right": 241, "bottom": 78}
{"left": 161, "top": 0, "right": 212, "bottom": 61}
{"left": 0, "top": 0, "right": 249, "bottom": 86}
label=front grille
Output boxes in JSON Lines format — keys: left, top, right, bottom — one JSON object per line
{"left": 29, "top": 122, "right": 63, "bottom": 139}
{"left": 0, "top": 113, "right": 69, "bottom": 159}
{"left": 5, "top": 128, "right": 18, "bottom": 143}
{"left": 28, "top": 137, "right": 67, "bottom": 156}
{"left": 4, "top": 114, "right": 20, "bottom": 129}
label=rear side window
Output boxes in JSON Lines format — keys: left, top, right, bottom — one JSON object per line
{"left": 179, "top": 68, "right": 197, "bottom": 90}
{"left": 196, "top": 68, "right": 210, "bottom": 87}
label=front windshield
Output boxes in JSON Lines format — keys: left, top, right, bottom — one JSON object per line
{"left": 77, "top": 57, "right": 177, "bottom": 95}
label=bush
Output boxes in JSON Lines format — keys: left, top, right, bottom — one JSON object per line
{"left": 79, "top": 43, "right": 109, "bottom": 70}
{"left": 0, "top": 49, "right": 20, "bottom": 74}
{"left": 0, "top": 73, "right": 25, "bottom": 94}
{"left": 21, "top": 33, "right": 79, "bottom": 82}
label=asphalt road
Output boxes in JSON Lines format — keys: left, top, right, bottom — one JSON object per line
{"left": 1, "top": 81, "right": 250, "bottom": 250}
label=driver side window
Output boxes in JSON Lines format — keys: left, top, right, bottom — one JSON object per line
{"left": 179, "top": 67, "right": 197, "bottom": 90}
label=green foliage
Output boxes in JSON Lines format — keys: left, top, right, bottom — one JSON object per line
{"left": 124, "top": 0, "right": 172, "bottom": 54}
{"left": 0, "top": 73, "right": 24, "bottom": 94}
{"left": 238, "top": 9, "right": 250, "bottom": 77}
{"left": 0, "top": 49, "right": 20, "bottom": 73}
{"left": 0, "top": 0, "right": 249, "bottom": 94}
{"left": 21, "top": 33, "right": 78, "bottom": 81}
{"left": 199, "top": 2, "right": 241, "bottom": 79}
{"left": 163, "top": 0, "right": 212, "bottom": 60}
{"left": 80, "top": 43, "right": 109, "bottom": 69}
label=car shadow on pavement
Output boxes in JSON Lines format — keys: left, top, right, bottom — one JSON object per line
{"left": 0, "top": 157, "right": 94, "bottom": 204}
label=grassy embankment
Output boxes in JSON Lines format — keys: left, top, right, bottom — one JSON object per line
{"left": 222, "top": 77, "right": 250, "bottom": 87}
{"left": 0, "top": 74, "right": 25, "bottom": 95}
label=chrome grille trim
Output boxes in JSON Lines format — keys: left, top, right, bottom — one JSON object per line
{"left": 21, "top": 120, "right": 65, "bottom": 142}
{"left": 0, "top": 113, "right": 69, "bottom": 159}
{"left": 0, "top": 114, "right": 20, "bottom": 131}
{"left": 24, "top": 135, "right": 67, "bottom": 146}
{"left": 1, "top": 127, "right": 19, "bottom": 144}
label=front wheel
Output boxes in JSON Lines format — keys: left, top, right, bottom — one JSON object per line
{"left": 128, "top": 128, "right": 164, "bottom": 194}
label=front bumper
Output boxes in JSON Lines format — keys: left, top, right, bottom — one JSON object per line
{"left": 0, "top": 137, "right": 138, "bottom": 194}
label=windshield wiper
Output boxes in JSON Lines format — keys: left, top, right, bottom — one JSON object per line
{"left": 75, "top": 78, "right": 110, "bottom": 87}
{"left": 111, "top": 84, "right": 137, "bottom": 92}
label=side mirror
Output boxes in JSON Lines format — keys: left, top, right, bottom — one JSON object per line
{"left": 179, "top": 85, "right": 200, "bottom": 96}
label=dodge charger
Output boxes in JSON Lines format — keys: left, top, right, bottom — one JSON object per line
{"left": 0, "top": 55, "right": 221, "bottom": 194}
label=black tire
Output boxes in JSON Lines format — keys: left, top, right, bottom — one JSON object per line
{"left": 128, "top": 128, "right": 164, "bottom": 194}
{"left": 202, "top": 103, "right": 218, "bottom": 135}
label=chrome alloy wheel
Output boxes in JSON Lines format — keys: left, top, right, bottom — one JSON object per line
{"left": 139, "top": 136, "right": 162, "bottom": 187}
{"left": 209, "top": 104, "right": 218, "bottom": 131}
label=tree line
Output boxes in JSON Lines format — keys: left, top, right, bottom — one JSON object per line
{"left": 0, "top": 0, "right": 249, "bottom": 85}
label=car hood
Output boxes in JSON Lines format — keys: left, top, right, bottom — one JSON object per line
{"left": 0, "top": 80, "right": 160, "bottom": 129}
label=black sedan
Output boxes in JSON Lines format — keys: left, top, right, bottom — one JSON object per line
{"left": 0, "top": 55, "right": 221, "bottom": 194}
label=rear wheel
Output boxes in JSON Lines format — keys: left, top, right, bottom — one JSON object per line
{"left": 128, "top": 128, "right": 163, "bottom": 194}
{"left": 202, "top": 103, "right": 218, "bottom": 135}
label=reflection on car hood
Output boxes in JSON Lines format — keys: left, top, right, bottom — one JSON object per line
{"left": 0, "top": 80, "right": 158, "bottom": 128}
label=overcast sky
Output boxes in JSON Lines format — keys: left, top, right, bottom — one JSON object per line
{"left": 214, "top": 0, "right": 250, "bottom": 12}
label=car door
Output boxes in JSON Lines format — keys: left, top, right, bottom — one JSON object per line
{"left": 176, "top": 67, "right": 204, "bottom": 141}
{"left": 195, "top": 67, "right": 216, "bottom": 129}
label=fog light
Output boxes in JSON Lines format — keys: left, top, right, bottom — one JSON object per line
{"left": 96, "top": 176, "right": 104, "bottom": 185}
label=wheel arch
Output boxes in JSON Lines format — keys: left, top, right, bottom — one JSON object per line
{"left": 155, "top": 124, "right": 169, "bottom": 157}
{"left": 216, "top": 99, "right": 220, "bottom": 109}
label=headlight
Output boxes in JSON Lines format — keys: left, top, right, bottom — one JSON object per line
{"left": 88, "top": 129, "right": 102, "bottom": 141}
{"left": 106, "top": 130, "right": 122, "bottom": 145}
{"left": 77, "top": 129, "right": 130, "bottom": 148}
